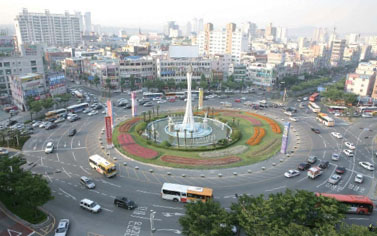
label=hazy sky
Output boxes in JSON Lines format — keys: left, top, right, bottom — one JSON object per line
{"left": 1, "top": 0, "right": 376, "bottom": 34}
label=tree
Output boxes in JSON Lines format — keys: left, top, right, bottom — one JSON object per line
{"left": 94, "top": 75, "right": 100, "bottom": 87}
{"left": 144, "top": 80, "right": 154, "bottom": 91}
{"left": 120, "top": 77, "right": 126, "bottom": 92}
{"left": 130, "top": 75, "right": 136, "bottom": 90}
{"left": 231, "top": 189, "right": 347, "bottom": 236}
{"left": 192, "top": 80, "right": 198, "bottom": 90}
{"left": 142, "top": 111, "right": 146, "bottom": 122}
{"left": 156, "top": 105, "right": 160, "bottom": 117}
{"left": 179, "top": 200, "right": 233, "bottom": 236}
{"left": 105, "top": 78, "right": 111, "bottom": 97}
{"left": 41, "top": 98, "right": 54, "bottom": 110}
{"left": 29, "top": 100, "right": 42, "bottom": 120}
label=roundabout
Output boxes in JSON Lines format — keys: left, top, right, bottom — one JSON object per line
{"left": 18, "top": 85, "right": 377, "bottom": 235}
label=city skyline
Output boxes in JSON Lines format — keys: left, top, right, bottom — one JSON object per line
{"left": 1, "top": 0, "right": 377, "bottom": 34}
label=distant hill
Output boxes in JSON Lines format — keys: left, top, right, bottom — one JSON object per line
{"left": 287, "top": 26, "right": 316, "bottom": 39}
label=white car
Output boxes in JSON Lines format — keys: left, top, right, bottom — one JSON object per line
{"left": 354, "top": 174, "right": 364, "bottom": 183}
{"left": 32, "top": 121, "right": 42, "bottom": 128}
{"left": 54, "top": 117, "right": 65, "bottom": 124}
{"left": 39, "top": 121, "right": 49, "bottom": 128}
{"left": 328, "top": 174, "right": 342, "bottom": 185}
{"left": 45, "top": 142, "right": 54, "bottom": 154}
{"left": 284, "top": 111, "right": 293, "bottom": 116}
{"left": 83, "top": 108, "right": 92, "bottom": 114}
{"left": 331, "top": 132, "right": 343, "bottom": 139}
{"left": 54, "top": 219, "right": 69, "bottom": 236}
{"left": 345, "top": 142, "right": 355, "bottom": 150}
{"left": 343, "top": 149, "right": 354, "bottom": 157}
{"left": 303, "top": 97, "right": 308, "bottom": 101}
{"left": 88, "top": 110, "right": 98, "bottom": 116}
{"left": 359, "top": 161, "right": 375, "bottom": 171}
{"left": 80, "top": 198, "right": 101, "bottom": 213}
{"left": 284, "top": 169, "right": 300, "bottom": 178}
{"left": 331, "top": 153, "right": 340, "bottom": 161}
{"left": 289, "top": 117, "right": 298, "bottom": 122}
{"left": 157, "top": 99, "right": 167, "bottom": 104}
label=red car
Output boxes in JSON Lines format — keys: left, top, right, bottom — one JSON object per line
{"left": 234, "top": 99, "right": 241, "bottom": 103}
{"left": 168, "top": 98, "right": 176, "bottom": 103}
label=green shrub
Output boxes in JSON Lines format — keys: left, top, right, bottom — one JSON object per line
{"left": 160, "top": 140, "right": 171, "bottom": 147}
{"left": 231, "top": 129, "right": 241, "bottom": 141}
{"left": 135, "top": 122, "right": 147, "bottom": 134}
{"left": 217, "top": 139, "right": 228, "bottom": 146}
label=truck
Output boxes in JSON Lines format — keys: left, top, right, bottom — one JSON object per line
{"left": 307, "top": 167, "right": 323, "bottom": 179}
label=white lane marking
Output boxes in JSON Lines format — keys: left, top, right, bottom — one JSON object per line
{"left": 101, "top": 179, "right": 121, "bottom": 188}
{"left": 131, "top": 215, "right": 162, "bottom": 221}
{"left": 59, "top": 187, "right": 76, "bottom": 200}
{"left": 348, "top": 217, "right": 369, "bottom": 220}
{"left": 78, "top": 140, "right": 81, "bottom": 146}
{"left": 137, "top": 190, "right": 160, "bottom": 195}
{"left": 156, "top": 229, "right": 182, "bottom": 234}
{"left": 265, "top": 185, "right": 286, "bottom": 192}
{"left": 80, "top": 165, "right": 91, "bottom": 175}
{"left": 152, "top": 204, "right": 184, "bottom": 210}
{"left": 89, "top": 190, "right": 100, "bottom": 194}
{"left": 296, "top": 176, "right": 307, "bottom": 183}
{"left": 72, "top": 152, "right": 77, "bottom": 161}
{"left": 23, "top": 147, "right": 87, "bottom": 152}
{"left": 102, "top": 207, "right": 113, "bottom": 212}
{"left": 62, "top": 167, "right": 71, "bottom": 178}
{"left": 64, "top": 142, "right": 67, "bottom": 148}
{"left": 40, "top": 156, "right": 44, "bottom": 167}
{"left": 56, "top": 153, "right": 60, "bottom": 162}
{"left": 45, "top": 173, "right": 52, "bottom": 183}
{"left": 33, "top": 145, "right": 37, "bottom": 150}
{"left": 223, "top": 195, "right": 237, "bottom": 199}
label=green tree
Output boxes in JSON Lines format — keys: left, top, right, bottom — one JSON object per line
{"left": 231, "top": 190, "right": 347, "bottom": 235}
{"left": 144, "top": 80, "right": 154, "bottom": 91}
{"left": 338, "top": 223, "right": 375, "bottom": 236}
{"left": 192, "top": 80, "right": 198, "bottom": 90}
{"left": 29, "top": 100, "right": 42, "bottom": 120}
{"left": 41, "top": 98, "right": 54, "bottom": 110}
{"left": 94, "top": 75, "right": 100, "bottom": 87}
{"left": 167, "top": 79, "right": 176, "bottom": 90}
{"left": 105, "top": 78, "right": 111, "bottom": 97}
{"left": 120, "top": 77, "right": 126, "bottom": 92}
{"left": 179, "top": 200, "right": 233, "bottom": 236}
{"left": 130, "top": 75, "right": 136, "bottom": 90}
{"left": 156, "top": 105, "right": 160, "bottom": 117}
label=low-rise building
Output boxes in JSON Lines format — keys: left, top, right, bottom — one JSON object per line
{"left": 10, "top": 73, "right": 48, "bottom": 111}
{"left": 247, "top": 63, "right": 276, "bottom": 87}
{"left": 345, "top": 73, "right": 375, "bottom": 97}
{"left": 229, "top": 64, "right": 248, "bottom": 81}
{"left": 119, "top": 56, "right": 156, "bottom": 87}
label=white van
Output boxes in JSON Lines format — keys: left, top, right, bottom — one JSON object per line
{"left": 307, "top": 167, "right": 322, "bottom": 179}
{"left": 80, "top": 198, "right": 101, "bottom": 213}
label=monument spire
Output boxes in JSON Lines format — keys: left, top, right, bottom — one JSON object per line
{"left": 181, "top": 66, "right": 195, "bottom": 132}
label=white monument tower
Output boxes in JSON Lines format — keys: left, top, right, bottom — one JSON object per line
{"left": 181, "top": 66, "right": 195, "bottom": 132}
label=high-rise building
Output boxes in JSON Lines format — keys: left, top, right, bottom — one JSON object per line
{"left": 185, "top": 22, "right": 192, "bottom": 36}
{"left": 276, "top": 27, "right": 287, "bottom": 43}
{"left": 84, "top": 12, "right": 92, "bottom": 34}
{"left": 313, "top": 28, "right": 328, "bottom": 43}
{"left": 15, "top": 8, "right": 82, "bottom": 47}
{"left": 265, "top": 23, "right": 276, "bottom": 41}
{"left": 163, "top": 21, "right": 179, "bottom": 37}
{"left": 330, "top": 39, "right": 346, "bottom": 67}
{"left": 198, "top": 23, "right": 248, "bottom": 63}
{"left": 198, "top": 18, "right": 204, "bottom": 33}
{"left": 241, "top": 22, "right": 257, "bottom": 38}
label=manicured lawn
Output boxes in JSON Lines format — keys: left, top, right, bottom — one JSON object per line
{"left": 113, "top": 110, "right": 282, "bottom": 169}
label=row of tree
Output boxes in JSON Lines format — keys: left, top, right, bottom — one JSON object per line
{"left": 0, "top": 155, "right": 53, "bottom": 223}
{"left": 179, "top": 190, "right": 374, "bottom": 236}
{"left": 290, "top": 77, "right": 331, "bottom": 92}
{"left": 321, "top": 78, "right": 358, "bottom": 105}
{"left": 26, "top": 93, "right": 72, "bottom": 120}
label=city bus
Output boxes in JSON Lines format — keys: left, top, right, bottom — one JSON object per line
{"left": 161, "top": 183, "right": 213, "bottom": 203}
{"left": 316, "top": 193, "right": 374, "bottom": 215}
{"left": 66, "top": 103, "right": 89, "bottom": 113}
{"left": 316, "top": 113, "right": 335, "bottom": 127}
{"left": 309, "top": 92, "right": 320, "bottom": 102}
{"left": 327, "top": 105, "right": 347, "bottom": 114}
{"left": 45, "top": 108, "right": 67, "bottom": 120}
{"left": 88, "top": 154, "right": 117, "bottom": 178}
{"left": 308, "top": 102, "right": 321, "bottom": 113}
{"left": 357, "top": 106, "right": 377, "bottom": 114}
{"left": 165, "top": 91, "right": 185, "bottom": 99}
{"left": 142, "top": 92, "right": 163, "bottom": 100}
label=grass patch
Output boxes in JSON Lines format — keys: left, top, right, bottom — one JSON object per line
{"left": 0, "top": 192, "right": 47, "bottom": 224}
{"left": 113, "top": 111, "right": 282, "bottom": 169}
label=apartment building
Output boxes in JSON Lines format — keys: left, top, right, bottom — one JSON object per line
{"left": 345, "top": 73, "right": 375, "bottom": 97}
{"left": 330, "top": 39, "right": 346, "bottom": 67}
{"left": 247, "top": 63, "right": 276, "bottom": 87}
{"left": 119, "top": 56, "right": 156, "bottom": 86}
{"left": 15, "top": 8, "right": 82, "bottom": 47}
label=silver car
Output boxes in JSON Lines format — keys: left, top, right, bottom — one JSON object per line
{"left": 54, "top": 219, "right": 69, "bottom": 236}
{"left": 328, "top": 174, "right": 342, "bottom": 185}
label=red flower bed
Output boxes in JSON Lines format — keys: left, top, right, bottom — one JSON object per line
{"left": 119, "top": 117, "right": 142, "bottom": 133}
{"left": 161, "top": 155, "right": 241, "bottom": 166}
{"left": 118, "top": 134, "right": 158, "bottom": 159}
{"left": 223, "top": 113, "right": 262, "bottom": 126}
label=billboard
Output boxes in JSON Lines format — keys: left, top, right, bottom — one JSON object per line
{"left": 106, "top": 100, "right": 113, "bottom": 129}
{"left": 280, "top": 122, "right": 290, "bottom": 154}
{"left": 198, "top": 88, "right": 203, "bottom": 110}
{"left": 105, "top": 116, "right": 112, "bottom": 145}
{"left": 131, "top": 91, "right": 136, "bottom": 117}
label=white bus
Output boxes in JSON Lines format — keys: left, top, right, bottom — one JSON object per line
{"left": 308, "top": 102, "right": 321, "bottom": 113}
{"left": 66, "top": 103, "right": 89, "bottom": 113}
{"left": 88, "top": 154, "right": 117, "bottom": 178}
{"left": 316, "top": 113, "right": 335, "bottom": 127}
{"left": 161, "top": 183, "right": 213, "bottom": 203}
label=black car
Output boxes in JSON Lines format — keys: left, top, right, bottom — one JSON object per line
{"left": 124, "top": 104, "right": 132, "bottom": 109}
{"left": 298, "top": 163, "right": 311, "bottom": 171}
{"left": 70, "top": 116, "right": 81, "bottom": 122}
{"left": 311, "top": 128, "right": 320, "bottom": 134}
{"left": 114, "top": 196, "right": 137, "bottom": 210}
{"left": 68, "top": 129, "right": 77, "bottom": 136}
{"left": 335, "top": 166, "right": 346, "bottom": 174}
{"left": 45, "top": 123, "right": 57, "bottom": 130}
{"left": 319, "top": 161, "right": 329, "bottom": 169}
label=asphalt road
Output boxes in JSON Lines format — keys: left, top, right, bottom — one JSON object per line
{"left": 21, "top": 88, "right": 377, "bottom": 235}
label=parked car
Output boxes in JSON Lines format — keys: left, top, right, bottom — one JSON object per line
{"left": 298, "top": 163, "right": 311, "bottom": 171}
{"left": 284, "top": 169, "right": 300, "bottom": 178}
{"left": 45, "top": 142, "right": 54, "bottom": 154}
{"left": 331, "top": 132, "right": 343, "bottom": 139}
{"left": 328, "top": 174, "right": 342, "bottom": 185}
{"left": 354, "top": 174, "right": 364, "bottom": 183}
{"left": 332, "top": 153, "right": 340, "bottom": 161}
{"left": 307, "top": 156, "right": 317, "bottom": 164}
{"left": 359, "top": 162, "right": 375, "bottom": 171}
{"left": 80, "top": 176, "right": 95, "bottom": 189}
{"left": 311, "top": 128, "right": 320, "bottom": 134}
{"left": 335, "top": 166, "right": 346, "bottom": 174}
{"left": 345, "top": 142, "right": 356, "bottom": 150}
{"left": 0, "top": 148, "right": 9, "bottom": 156}
{"left": 80, "top": 198, "right": 101, "bottom": 213}
{"left": 114, "top": 196, "right": 137, "bottom": 209}
{"left": 319, "top": 161, "right": 329, "bottom": 169}
{"left": 54, "top": 219, "right": 70, "bottom": 236}
{"left": 68, "top": 129, "right": 77, "bottom": 137}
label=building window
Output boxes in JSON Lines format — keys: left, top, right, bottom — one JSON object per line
{"left": 31, "top": 60, "right": 37, "bottom": 66}
{"left": 32, "top": 67, "right": 37, "bottom": 73}
{"left": 3, "top": 62, "right": 10, "bottom": 67}
{"left": 0, "top": 63, "right": 2, "bottom": 67}
{"left": 5, "top": 69, "right": 11, "bottom": 75}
